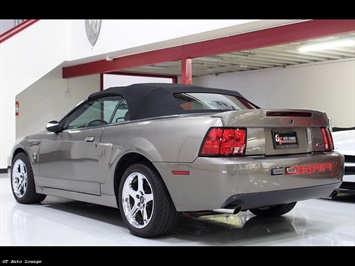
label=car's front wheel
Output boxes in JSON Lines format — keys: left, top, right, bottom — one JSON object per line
{"left": 118, "top": 163, "right": 180, "bottom": 238}
{"left": 11, "top": 152, "right": 46, "bottom": 204}
{"left": 249, "top": 202, "right": 297, "bottom": 217}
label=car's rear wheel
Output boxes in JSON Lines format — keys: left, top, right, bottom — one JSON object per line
{"left": 118, "top": 163, "right": 180, "bottom": 238}
{"left": 11, "top": 152, "right": 46, "bottom": 204}
{"left": 249, "top": 202, "right": 297, "bottom": 217}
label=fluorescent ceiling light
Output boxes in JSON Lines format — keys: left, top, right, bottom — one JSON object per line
{"left": 298, "top": 38, "right": 355, "bottom": 52}
{"left": 207, "top": 64, "right": 248, "bottom": 73}
{"left": 195, "top": 57, "right": 223, "bottom": 62}
{"left": 139, "top": 65, "right": 167, "bottom": 70}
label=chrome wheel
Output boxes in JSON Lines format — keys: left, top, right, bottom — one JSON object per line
{"left": 11, "top": 152, "right": 46, "bottom": 204}
{"left": 12, "top": 158, "right": 28, "bottom": 198}
{"left": 118, "top": 163, "right": 180, "bottom": 238}
{"left": 121, "top": 171, "right": 154, "bottom": 229}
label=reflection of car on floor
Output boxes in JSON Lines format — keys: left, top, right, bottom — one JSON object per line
{"left": 8, "top": 83, "right": 344, "bottom": 238}
{"left": 332, "top": 127, "right": 355, "bottom": 194}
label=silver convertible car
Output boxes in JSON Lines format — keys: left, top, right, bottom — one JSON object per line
{"left": 8, "top": 83, "right": 344, "bottom": 238}
{"left": 332, "top": 127, "right": 355, "bottom": 194}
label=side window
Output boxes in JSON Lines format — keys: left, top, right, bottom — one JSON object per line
{"left": 111, "top": 99, "right": 129, "bottom": 123}
{"left": 173, "top": 93, "right": 210, "bottom": 110}
{"left": 63, "top": 95, "right": 123, "bottom": 129}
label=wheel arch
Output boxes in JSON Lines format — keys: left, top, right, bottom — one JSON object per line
{"left": 11, "top": 147, "right": 31, "bottom": 165}
{"left": 112, "top": 152, "right": 176, "bottom": 208}
{"left": 9, "top": 144, "right": 40, "bottom": 179}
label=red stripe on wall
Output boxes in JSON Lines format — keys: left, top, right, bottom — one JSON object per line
{"left": 0, "top": 20, "right": 40, "bottom": 43}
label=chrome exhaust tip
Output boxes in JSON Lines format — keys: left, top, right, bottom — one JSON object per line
{"left": 329, "top": 190, "right": 339, "bottom": 199}
{"left": 212, "top": 205, "right": 243, "bottom": 215}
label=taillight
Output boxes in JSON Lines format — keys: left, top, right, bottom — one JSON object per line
{"left": 321, "top": 127, "right": 334, "bottom": 151}
{"left": 200, "top": 128, "right": 246, "bottom": 156}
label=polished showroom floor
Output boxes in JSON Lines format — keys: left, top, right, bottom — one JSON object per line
{"left": 1, "top": 173, "right": 354, "bottom": 246}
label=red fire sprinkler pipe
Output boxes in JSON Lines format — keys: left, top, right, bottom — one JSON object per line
{"left": 181, "top": 58, "right": 192, "bottom": 84}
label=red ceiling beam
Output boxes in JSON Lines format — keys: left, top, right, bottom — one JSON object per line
{"left": 63, "top": 20, "right": 355, "bottom": 79}
{"left": 64, "top": 46, "right": 184, "bottom": 78}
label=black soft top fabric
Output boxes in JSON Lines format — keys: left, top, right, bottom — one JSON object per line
{"left": 88, "top": 83, "right": 248, "bottom": 120}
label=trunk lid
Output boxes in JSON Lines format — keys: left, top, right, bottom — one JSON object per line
{"left": 214, "top": 109, "right": 331, "bottom": 156}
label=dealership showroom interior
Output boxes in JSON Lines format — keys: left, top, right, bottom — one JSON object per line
{"left": 1, "top": 19, "right": 355, "bottom": 248}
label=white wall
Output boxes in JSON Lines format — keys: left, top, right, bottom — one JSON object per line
{"left": 0, "top": 20, "right": 71, "bottom": 169}
{"left": 194, "top": 59, "right": 355, "bottom": 127}
{"left": 16, "top": 68, "right": 100, "bottom": 139}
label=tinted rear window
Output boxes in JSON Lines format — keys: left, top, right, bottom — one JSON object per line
{"left": 173, "top": 92, "right": 257, "bottom": 111}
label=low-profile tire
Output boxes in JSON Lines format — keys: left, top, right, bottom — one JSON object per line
{"left": 249, "top": 202, "right": 297, "bottom": 217}
{"left": 118, "top": 163, "right": 181, "bottom": 238}
{"left": 11, "top": 152, "right": 46, "bottom": 204}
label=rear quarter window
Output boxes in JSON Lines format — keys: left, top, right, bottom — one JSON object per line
{"left": 173, "top": 92, "right": 257, "bottom": 111}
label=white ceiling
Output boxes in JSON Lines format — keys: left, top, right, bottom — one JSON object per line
{"left": 114, "top": 32, "right": 355, "bottom": 77}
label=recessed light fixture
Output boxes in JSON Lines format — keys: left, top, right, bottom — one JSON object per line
{"left": 106, "top": 56, "right": 114, "bottom": 61}
{"left": 298, "top": 38, "right": 355, "bottom": 52}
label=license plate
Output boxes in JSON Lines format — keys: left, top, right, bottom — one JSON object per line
{"left": 272, "top": 130, "right": 299, "bottom": 149}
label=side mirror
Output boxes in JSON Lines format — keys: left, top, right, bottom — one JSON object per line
{"left": 46, "top": 121, "right": 60, "bottom": 132}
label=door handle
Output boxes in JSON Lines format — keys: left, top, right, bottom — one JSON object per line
{"left": 85, "top": 136, "right": 95, "bottom": 142}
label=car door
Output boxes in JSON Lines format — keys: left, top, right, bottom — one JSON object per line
{"left": 38, "top": 95, "right": 124, "bottom": 195}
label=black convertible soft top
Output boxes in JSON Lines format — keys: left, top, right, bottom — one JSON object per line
{"left": 88, "top": 83, "right": 250, "bottom": 120}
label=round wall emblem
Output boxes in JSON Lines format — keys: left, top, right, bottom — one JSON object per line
{"left": 85, "top": 20, "right": 101, "bottom": 46}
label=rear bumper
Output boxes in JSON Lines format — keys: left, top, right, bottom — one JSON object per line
{"left": 157, "top": 152, "right": 344, "bottom": 212}
{"left": 223, "top": 183, "right": 340, "bottom": 210}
